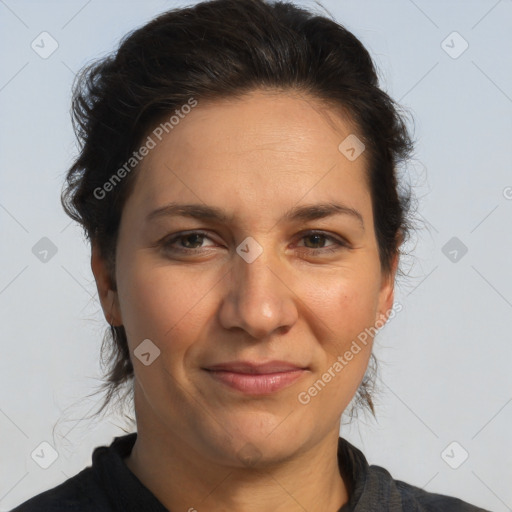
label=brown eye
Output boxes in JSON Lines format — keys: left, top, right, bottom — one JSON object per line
{"left": 302, "top": 233, "right": 332, "bottom": 249}
{"left": 162, "top": 231, "right": 217, "bottom": 253}
{"left": 296, "top": 231, "right": 348, "bottom": 254}
{"left": 178, "top": 233, "right": 207, "bottom": 249}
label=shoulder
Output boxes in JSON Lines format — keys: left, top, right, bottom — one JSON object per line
{"left": 369, "top": 464, "right": 491, "bottom": 512}
{"left": 10, "top": 433, "right": 138, "bottom": 512}
{"left": 9, "top": 467, "right": 111, "bottom": 512}
{"left": 339, "top": 437, "right": 490, "bottom": 512}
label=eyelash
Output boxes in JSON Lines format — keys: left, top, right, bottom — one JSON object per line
{"left": 160, "top": 230, "right": 349, "bottom": 256}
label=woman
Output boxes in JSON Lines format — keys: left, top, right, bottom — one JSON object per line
{"left": 12, "top": 0, "right": 489, "bottom": 510}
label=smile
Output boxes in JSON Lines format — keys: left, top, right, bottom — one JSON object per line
{"left": 204, "top": 368, "right": 308, "bottom": 395}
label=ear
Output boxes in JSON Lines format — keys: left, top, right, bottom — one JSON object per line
{"left": 91, "top": 242, "right": 123, "bottom": 326}
{"left": 374, "top": 250, "right": 399, "bottom": 326}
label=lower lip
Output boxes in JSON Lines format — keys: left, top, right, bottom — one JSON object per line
{"left": 205, "top": 369, "right": 307, "bottom": 395}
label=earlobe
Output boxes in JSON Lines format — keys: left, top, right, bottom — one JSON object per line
{"left": 106, "top": 290, "right": 122, "bottom": 327}
{"left": 375, "top": 252, "right": 399, "bottom": 325}
{"left": 91, "top": 243, "right": 123, "bottom": 326}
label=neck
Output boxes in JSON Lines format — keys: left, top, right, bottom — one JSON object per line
{"left": 124, "top": 422, "right": 349, "bottom": 512}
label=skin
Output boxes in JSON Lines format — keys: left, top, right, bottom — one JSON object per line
{"left": 92, "top": 89, "right": 398, "bottom": 512}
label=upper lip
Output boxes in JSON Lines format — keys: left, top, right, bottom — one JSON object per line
{"left": 204, "top": 360, "right": 307, "bottom": 374}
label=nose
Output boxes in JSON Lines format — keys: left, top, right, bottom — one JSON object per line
{"left": 218, "top": 240, "right": 299, "bottom": 339}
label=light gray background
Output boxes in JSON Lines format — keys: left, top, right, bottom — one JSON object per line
{"left": 1, "top": 0, "right": 511, "bottom": 510}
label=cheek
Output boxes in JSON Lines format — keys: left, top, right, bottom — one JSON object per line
{"left": 117, "top": 258, "right": 216, "bottom": 355}
{"left": 305, "top": 267, "right": 381, "bottom": 346}
{"left": 297, "top": 275, "right": 378, "bottom": 413}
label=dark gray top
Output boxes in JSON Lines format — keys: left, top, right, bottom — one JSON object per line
{"left": 11, "top": 432, "right": 490, "bottom": 511}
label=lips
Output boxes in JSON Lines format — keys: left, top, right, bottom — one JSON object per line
{"left": 204, "top": 360, "right": 307, "bottom": 374}
{"left": 203, "top": 360, "right": 309, "bottom": 394}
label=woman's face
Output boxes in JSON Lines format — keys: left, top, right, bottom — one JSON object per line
{"left": 94, "top": 89, "right": 397, "bottom": 465}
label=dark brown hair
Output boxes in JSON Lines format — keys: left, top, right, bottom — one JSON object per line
{"left": 61, "top": 0, "right": 415, "bottom": 427}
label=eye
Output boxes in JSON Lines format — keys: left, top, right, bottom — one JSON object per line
{"left": 162, "top": 231, "right": 217, "bottom": 253}
{"left": 295, "top": 231, "right": 348, "bottom": 255}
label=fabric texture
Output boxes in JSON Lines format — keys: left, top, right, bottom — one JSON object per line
{"left": 11, "top": 433, "right": 490, "bottom": 511}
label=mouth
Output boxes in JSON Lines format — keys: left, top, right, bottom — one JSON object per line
{"left": 203, "top": 360, "right": 309, "bottom": 395}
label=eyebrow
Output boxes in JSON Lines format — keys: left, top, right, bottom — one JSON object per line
{"left": 146, "top": 201, "right": 364, "bottom": 230}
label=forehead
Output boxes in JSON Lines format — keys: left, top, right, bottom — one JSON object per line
{"left": 148, "top": 90, "right": 360, "bottom": 158}
{"left": 129, "top": 90, "right": 370, "bottom": 217}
